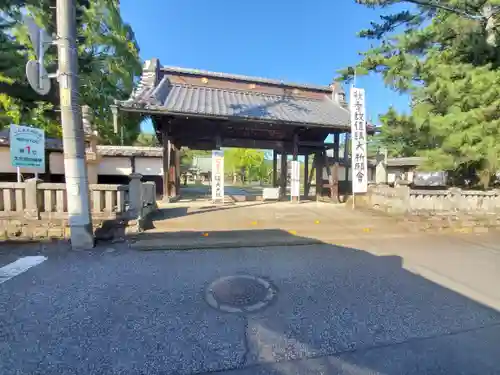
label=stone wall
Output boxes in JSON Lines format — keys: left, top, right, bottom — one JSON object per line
{"left": 367, "top": 185, "right": 500, "bottom": 214}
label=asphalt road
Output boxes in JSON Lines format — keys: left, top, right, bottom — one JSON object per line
{"left": 1, "top": 238, "right": 500, "bottom": 375}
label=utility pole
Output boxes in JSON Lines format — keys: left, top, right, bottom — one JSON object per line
{"left": 56, "top": 0, "right": 94, "bottom": 249}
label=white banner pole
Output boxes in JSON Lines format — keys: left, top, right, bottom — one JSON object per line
{"left": 350, "top": 83, "right": 368, "bottom": 209}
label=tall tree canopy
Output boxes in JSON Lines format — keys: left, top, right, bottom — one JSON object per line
{"left": 0, "top": 0, "right": 142, "bottom": 143}
{"left": 341, "top": 0, "right": 500, "bottom": 187}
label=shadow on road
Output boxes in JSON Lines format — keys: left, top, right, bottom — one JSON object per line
{"left": 2, "top": 227, "right": 499, "bottom": 375}
{"left": 125, "top": 227, "right": 500, "bottom": 374}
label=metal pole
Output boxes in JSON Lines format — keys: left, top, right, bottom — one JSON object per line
{"left": 16, "top": 167, "right": 21, "bottom": 182}
{"left": 56, "top": 0, "right": 94, "bottom": 249}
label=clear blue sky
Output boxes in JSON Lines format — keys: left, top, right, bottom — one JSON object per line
{"left": 120, "top": 0, "right": 409, "bottom": 134}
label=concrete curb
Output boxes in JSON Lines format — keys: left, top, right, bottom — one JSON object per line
{"left": 130, "top": 237, "right": 323, "bottom": 251}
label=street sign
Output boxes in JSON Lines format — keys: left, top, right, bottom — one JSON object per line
{"left": 211, "top": 150, "right": 224, "bottom": 203}
{"left": 26, "top": 60, "right": 51, "bottom": 95}
{"left": 24, "top": 16, "right": 52, "bottom": 59}
{"left": 10, "top": 125, "right": 45, "bottom": 169}
{"left": 23, "top": 16, "right": 53, "bottom": 96}
{"left": 290, "top": 160, "right": 300, "bottom": 200}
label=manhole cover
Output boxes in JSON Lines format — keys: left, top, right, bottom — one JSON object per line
{"left": 205, "top": 275, "right": 276, "bottom": 313}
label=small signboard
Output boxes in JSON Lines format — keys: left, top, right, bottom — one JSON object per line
{"left": 211, "top": 150, "right": 224, "bottom": 203}
{"left": 350, "top": 87, "right": 368, "bottom": 194}
{"left": 10, "top": 125, "right": 45, "bottom": 169}
{"left": 290, "top": 160, "right": 300, "bottom": 200}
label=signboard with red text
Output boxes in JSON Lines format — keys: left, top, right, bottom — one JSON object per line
{"left": 10, "top": 124, "right": 45, "bottom": 169}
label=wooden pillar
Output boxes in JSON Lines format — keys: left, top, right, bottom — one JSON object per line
{"left": 303, "top": 153, "right": 309, "bottom": 197}
{"left": 308, "top": 153, "right": 315, "bottom": 196}
{"left": 343, "top": 133, "right": 350, "bottom": 183}
{"left": 280, "top": 151, "right": 287, "bottom": 199}
{"left": 332, "top": 133, "right": 340, "bottom": 202}
{"left": 292, "top": 133, "right": 299, "bottom": 161}
{"left": 174, "top": 146, "right": 181, "bottom": 196}
{"left": 162, "top": 128, "right": 171, "bottom": 200}
{"left": 333, "top": 133, "right": 340, "bottom": 161}
{"left": 169, "top": 145, "right": 175, "bottom": 197}
{"left": 272, "top": 151, "right": 278, "bottom": 187}
{"left": 315, "top": 150, "right": 323, "bottom": 201}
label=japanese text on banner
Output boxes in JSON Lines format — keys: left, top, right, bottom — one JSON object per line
{"left": 350, "top": 88, "right": 368, "bottom": 193}
{"left": 211, "top": 150, "right": 225, "bottom": 202}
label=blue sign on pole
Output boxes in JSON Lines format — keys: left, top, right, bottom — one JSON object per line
{"left": 10, "top": 125, "right": 45, "bottom": 169}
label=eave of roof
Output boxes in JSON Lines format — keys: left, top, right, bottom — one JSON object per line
{"left": 122, "top": 76, "right": 351, "bottom": 129}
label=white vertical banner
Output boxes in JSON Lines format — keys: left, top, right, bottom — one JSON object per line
{"left": 290, "top": 160, "right": 300, "bottom": 200}
{"left": 211, "top": 150, "right": 224, "bottom": 203}
{"left": 350, "top": 87, "right": 368, "bottom": 193}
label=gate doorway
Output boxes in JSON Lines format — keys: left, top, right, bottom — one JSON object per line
{"left": 115, "top": 59, "right": 374, "bottom": 205}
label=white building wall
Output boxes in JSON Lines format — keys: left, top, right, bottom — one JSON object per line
{"left": 0, "top": 147, "right": 46, "bottom": 174}
{"left": 135, "top": 157, "right": 163, "bottom": 176}
{"left": 49, "top": 152, "right": 64, "bottom": 174}
{"left": 98, "top": 157, "right": 132, "bottom": 176}
{"left": 1, "top": 148, "right": 166, "bottom": 178}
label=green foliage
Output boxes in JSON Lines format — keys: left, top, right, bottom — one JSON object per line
{"left": 341, "top": 0, "right": 500, "bottom": 188}
{"left": 0, "top": 0, "right": 141, "bottom": 142}
{"left": 133, "top": 133, "right": 159, "bottom": 147}
{"left": 179, "top": 148, "right": 211, "bottom": 168}
{"left": 224, "top": 148, "right": 268, "bottom": 183}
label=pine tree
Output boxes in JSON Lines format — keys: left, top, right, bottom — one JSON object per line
{"left": 340, "top": 0, "right": 500, "bottom": 188}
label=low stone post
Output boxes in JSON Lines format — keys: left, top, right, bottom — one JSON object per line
{"left": 394, "top": 185, "right": 410, "bottom": 213}
{"left": 24, "top": 178, "right": 41, "bottom": 220}
{"left": 375, "top": 151, "right": 388, "bottom": 184}
{"left": 128, "top": 173, "right": 143, "bottom": 219}
{"left": 448, "top": 187, "right": 462, "bottom": 212}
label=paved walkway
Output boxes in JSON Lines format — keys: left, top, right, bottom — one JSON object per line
{"left": 133, "top": 199, "right": 421, "bottom": 250}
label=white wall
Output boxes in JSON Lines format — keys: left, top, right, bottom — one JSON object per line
{"left": 98, "top": 157, "right": 132, "bottom": 176}
{"left": 1, "top": 148, "right": 165, "bottom": 177}
{"left": 49, "top": 152, "right": 64, "bottom": 174}
{"left": 0, "top": 147, "right": 46, "bottom": 174}
{"left": 135, "top": 157, "right": 163, "bottom": 176}
{"left": 51, "top": 153, "right": 134, "bottom": 176}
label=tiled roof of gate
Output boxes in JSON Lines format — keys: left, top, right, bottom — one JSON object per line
{"left": 121, "top": 62, "right": 352, "bottom": 129}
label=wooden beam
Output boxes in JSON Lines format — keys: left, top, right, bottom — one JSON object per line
{"left": 298, "top": 141, "right": 336, "bottom": 147}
